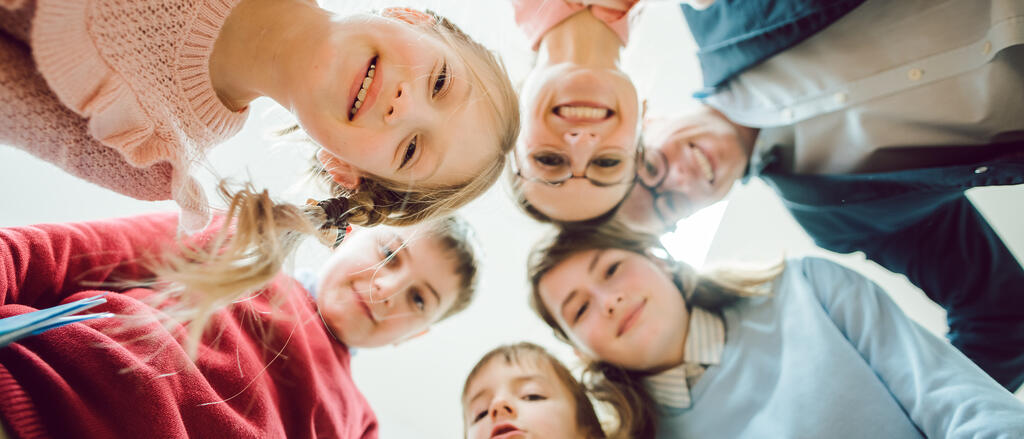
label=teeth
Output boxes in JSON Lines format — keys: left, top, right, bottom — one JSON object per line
{"left": 350, "top": 61, "right": 377, "bottom": 117}
{"left": 692, "top": 146, "right": 714, "bottom": 183}
{"left": 556, "top": 105, "right": 609, "bottom": 120}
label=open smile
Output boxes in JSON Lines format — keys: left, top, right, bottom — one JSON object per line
{"left": 552, "top": 101, "right": 615, "bottom": 123}
{"left": 349, "top": 55, "right": 382, "bottom": 121}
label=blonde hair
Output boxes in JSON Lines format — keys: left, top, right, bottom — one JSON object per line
{"left": 526, "top": 222, "right": 783, "bottom": 438}
{"left": 156, "top": 9, "right": 517, "bottom": 351}
{"left": 462, "top": 342, "right": 605, "bottom": 439}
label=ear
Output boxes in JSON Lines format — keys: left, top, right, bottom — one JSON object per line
{"left": 317, "top": 149, "right": 361, "bottom": 190}
{"left": 392, "top": 328, "right": 430, "bottom": 346}
{"left": 380, "top": 7, "right": 434, "bottom": 26}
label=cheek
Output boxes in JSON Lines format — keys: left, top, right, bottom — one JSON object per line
{"left": 573, "top": 321, "right": 611, "bottom": 358}
{"left": 520, "top": 401, "right": 578, "bottom": 436}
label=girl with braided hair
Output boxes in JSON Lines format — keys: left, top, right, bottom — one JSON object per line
{"left": 0, "top": 0, "right": 518, "bottom": 331}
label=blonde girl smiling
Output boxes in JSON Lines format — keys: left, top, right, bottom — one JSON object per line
{"left": 0, "top": 0, "right": 518, "bottom": 326}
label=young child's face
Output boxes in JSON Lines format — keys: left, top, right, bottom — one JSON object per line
{"left": 463, "top": 357, "right": 584, "bottom": 439}
{"left": 537, "top": 249, "right": 689, "bottom": 371}
{"left": 298, "top": 12, "right": 501, "bottom": 190}
{"left": 316, "top": 226, "right": 460, "bottom": 347}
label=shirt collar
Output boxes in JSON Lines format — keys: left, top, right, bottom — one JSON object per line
{"left": 643, "top": 306, "right": 725, "bottom": 409}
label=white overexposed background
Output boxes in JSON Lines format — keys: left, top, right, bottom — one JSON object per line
{"left": 1, "top": 1, "right": 1021, "bottom": 437}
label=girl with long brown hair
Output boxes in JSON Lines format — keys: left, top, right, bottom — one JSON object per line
{"left": 527, "top": 223, "right": 1024, "bottom": 438}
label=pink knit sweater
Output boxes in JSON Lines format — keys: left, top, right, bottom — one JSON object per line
{"left": 512, "top": 0, "right": 639, "bottom": 50}
{"left": 0, "top": 0, "right": 249, "bottom": 232}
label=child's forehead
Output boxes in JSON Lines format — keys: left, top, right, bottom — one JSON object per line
{"left": 466, "top": 354, "right": 558, "bottom": 397}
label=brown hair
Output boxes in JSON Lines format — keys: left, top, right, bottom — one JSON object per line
{"left": 423, "top": 215, "right": 480, "bottom": 322}
{"left": 461, "top": 342, "right": 605, "bottom": 439}
{"left": 526, "top": 222, "right": 783, "bottom": 438}
{"left": 156, "top": 9, "right": 517, "bottom": 352}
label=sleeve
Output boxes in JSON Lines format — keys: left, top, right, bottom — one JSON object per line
{"left": 801, "top": 257, "right": 1024, "bottom": 439}
{"left": 511, "top": 0, "right": 636, "bottom": 50}
{"left": 0, "top": 31, "right": 176, "bottom": 203}
{"left": 0, "top": 213, "right": 181, "bottom": 309}
{"left": 786, "top": 190, "right": 1024, "bottom": 390}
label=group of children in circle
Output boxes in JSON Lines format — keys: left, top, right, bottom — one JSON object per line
{"left": 3, "top": 0, "right": 1023, "bottom": 437}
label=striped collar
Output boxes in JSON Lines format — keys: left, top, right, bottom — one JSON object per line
{"left": 643, "top": 307, "right": 725, "bottom": 409}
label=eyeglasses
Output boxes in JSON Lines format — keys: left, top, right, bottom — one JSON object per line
{"left": 635, "top": 148, "right": 682, "bottom": 231}
{"left": 512, "top": 147, "right": 644, "bottom": 188}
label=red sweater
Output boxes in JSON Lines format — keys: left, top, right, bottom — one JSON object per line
{"left": 0, "top": 213, "right": 378, "bottom": 439}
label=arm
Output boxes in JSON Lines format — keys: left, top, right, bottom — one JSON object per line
{"left": 801, "top": 257, "right": 1024, "bottom": 438}
{"left": 778, "top": 182, "right": 1024, "bottom": 390}
{"left": 511, "top": 0, "right": 638, "bottom": 49}
{"left": 0, "top": 213, "right": 180, "bottom": 308}
{"left": 0, "top": 33, "right": 175, "bottom": 202}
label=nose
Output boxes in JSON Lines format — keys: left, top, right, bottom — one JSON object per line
{"left": 385, "top": 81, "right": 431, "bottom": 126}
{"left": 489, "top": 399, "right": 516, "bottom": 422}
{"left": 563, "top": 129, "right": 599, "bottom": 148}
{"left": 366, "top": 272, "right": 409, "bottom": 309}
{"left": 662, "top": 149, "right": 702, "bottom": 191}
{"left": 601, "top": 292, "right": 625, "bottom": 317}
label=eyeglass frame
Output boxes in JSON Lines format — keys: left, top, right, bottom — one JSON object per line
{"left": 511, "top": 142, "right": 646, "bottom": 188}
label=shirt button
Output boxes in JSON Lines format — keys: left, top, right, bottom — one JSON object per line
{"left": 974, "top": 166, "right": 989, "bottom": 174}
{"left": 907, "top": 68, "right": 924, "bottom": 81}
{"left": 834, "top": 92, "right": 848, "bottom": 104}
{"left": 982, "top": 41, "right": 992, "bottom": 55}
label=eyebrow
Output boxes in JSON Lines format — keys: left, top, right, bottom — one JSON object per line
{"left": 425, "top": 282, "right": 441, "bottom": 311}
{"left": 588, "top": 250, "right": 605, "bottom": 274}
{"left": 401, "top": 237, "right": 442, "bottom": 310}
{"left": 466, "top": 374, "right": 548, "bottom": 408}
{"left": 558, "top": 250, "right": 606, "bottom": 319}
{"left": 467, "top": 388, "right": 489, "bottom": 408}
{"left": 559, "top": 289, "right": 578, "bottom": 321}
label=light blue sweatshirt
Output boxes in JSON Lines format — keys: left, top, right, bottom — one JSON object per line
{"left": 656, "top": 257, "right": 1024, "bottom": 438}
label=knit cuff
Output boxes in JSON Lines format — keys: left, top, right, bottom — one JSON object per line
{"left": 0, "top": 365, "right": 48, "bottom": 439}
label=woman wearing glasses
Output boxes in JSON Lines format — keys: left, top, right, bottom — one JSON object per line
{"left": 509, "top": 0, "right": 642, "bottom": 224}
{"left": 509, "top": 0, "right": 714, "bottom": 224}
